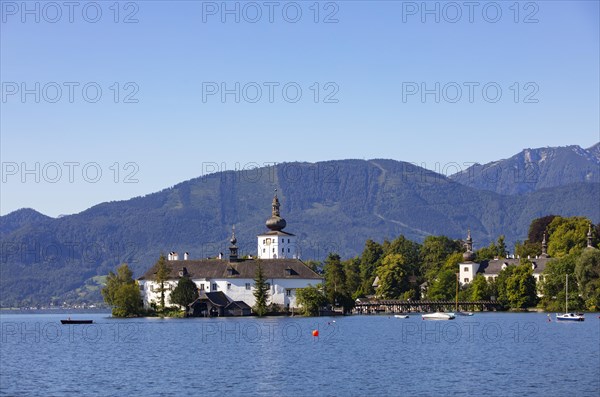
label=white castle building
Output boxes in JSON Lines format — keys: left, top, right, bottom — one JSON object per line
{"left": 138, "top": 191, "right": 323, "bottom": 316}
{"left": 458, "top": 229, "right": 551, "bottom": 288}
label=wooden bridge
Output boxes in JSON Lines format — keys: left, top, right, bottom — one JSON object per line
{"left": 353, "top": 299, "right": 500, "bottom": 314}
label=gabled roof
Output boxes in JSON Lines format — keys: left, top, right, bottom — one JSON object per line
{"left": 139, "top": 258, "right": 322, "bottom": 281}
{"left": 190, "top": 291, "right": 230, "bottom": 307}
{"left": 225, "top": 301, "right": 252, "bottom": 310}
{"left": 477, "top": 257, "right": 552, "bottom": 275}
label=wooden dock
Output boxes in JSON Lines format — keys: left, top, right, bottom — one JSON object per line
{"left": 353, "top": 299, "right": 500, "bottom": 314}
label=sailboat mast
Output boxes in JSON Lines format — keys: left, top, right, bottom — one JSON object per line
{"left": 565, "top": 274, "right": 568, "bottom": 313}
{"left": 455, "top": 273, "right": 459, "bottom": 312}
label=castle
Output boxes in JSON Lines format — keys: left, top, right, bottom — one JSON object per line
{"left": 137, "top": 191, "right": 323, "bottom": 316}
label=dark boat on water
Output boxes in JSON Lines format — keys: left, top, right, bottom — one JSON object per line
{"left": 60, "top": 319, "right": 93, "bottom": 324}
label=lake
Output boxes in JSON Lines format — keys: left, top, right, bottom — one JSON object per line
{"left": 1, "top": 312, "right": 598, "bottom": 397}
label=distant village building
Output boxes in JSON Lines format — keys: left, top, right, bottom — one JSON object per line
{"left": 138, "top": 191, "right": 323, "bottom": 315}
{"left": 458, "top": 229, "right": 551, "bottom": 291}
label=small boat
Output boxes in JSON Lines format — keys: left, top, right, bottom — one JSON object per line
{"left": 60, "top": 319, "right": 94, "bottom": 324}
{"left": 455, "top": 311, "right": 474, "bottom": 316}
{"left": 394, "top": 314, "right": 409, "bottom": 319}
{"left": 422, "top": 312, "right": 455, "bottom": 320}
{"left": 556, "top": 275, "right": 585, "bottom": 322}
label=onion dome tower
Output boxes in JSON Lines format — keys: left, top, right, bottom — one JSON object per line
{"left": 586, "top": 224, "right": 597, "bottom": 250}
{"left": 266, "top": 189, "right": 287, "bottom": 231}
{"left": 257, "top": 189, "right": 297, "bottom": 259}
{"left": 462, "top": 229, "right": 475, "bottom": 262}
{"left": 540, "top": 232, "right": 549, "bottom": 258}
{"left": 229, "top": 225, "right": 239, "bottom": 262}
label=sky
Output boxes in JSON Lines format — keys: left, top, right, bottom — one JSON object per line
{"left": 1, "top": 0, "right": 599, "bottom": 217}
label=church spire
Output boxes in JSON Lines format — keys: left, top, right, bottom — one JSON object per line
{"left": 462, "top": 229, "right": 475, "bottom": 262}
{"left": 229, "top": 225, "right": 238, "bottom": 262}
{"left": 540, "top": 232, "right": 549, "bottom": 257}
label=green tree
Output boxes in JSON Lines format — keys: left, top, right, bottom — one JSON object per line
{"left": 575, "top": 249, "right": 600, "bottom": 311}
{"left": 547, "top": 216, "right": 593, "bottom": 257}
{"left": 101, "top": 263, "right": 142, "bottom": 317}
{"left": 427, "top": 270, "right": 457, "bottom": 301}
{"left": 504, "top": 265, "right": 537, "bottom": 309}
{"left": 343, "top": 257, "right": 362, "bottom": 300}
{"left": 170, "top": 276, "right": 199, "bottom": 311}
{"left": 253, "top": 262, "right": 269, "bottom": 316}
{"left": 324, "top": 253, "right": 355, "bottom": 311}
{"left": 375, "top": 253, "right": 408, "bottom": 299}
{"left": 358, "top": 239, "right": 383, "bottom": 295}
{"left": 470, "top": 274, "right": 490, "bottom": 301}
{"left": 420, "top": 235, "right": 462, "bottom": 281}
{"left": 154, "top": 254, "right": 171, "bottom": 311}
{"left": 296, "top": 284, "right": 327, "bottom": 316}
{"left": 324, "top": 253, "right": 345, "bottom": 303}
{"left": 539, "top": 255, "right": 579, "bottom": 311}
{"left": 476, "top": 235, "right": 508, "bottom": 261}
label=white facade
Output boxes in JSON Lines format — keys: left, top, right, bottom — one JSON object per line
{"left": 139, "top": 277, "right": 318, "bottom": 309}
{"left": 459, "top": 262, "right": 479, "bottom": 285}
{"left": 257, "top": 233, "right": 298, "bottom": 259}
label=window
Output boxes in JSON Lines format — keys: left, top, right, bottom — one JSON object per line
{"left": 263, "top": 239, "right": 266, "bottom": 244}
{"left": 464, "top": 267, "right": 468, "bottom": 272}
{"left": 263, "top": 248, "right": 265, "bottom": 253}
{"left": 281, "top": 239, "right": 284, "bottom": 243}
{"left": 288, "top": 239, "right": 290, "bottom": 243}
{"left": 139, "top": 284, "right": 144, "bottom": 291}
{"left": 464, "top": 278, "right": 469, "bottom": 283}
{"left": 266, "top": 283, "right": 271, "bottom": 289}
{"left": 245, "top": 283, "right": 251, "bottom": 290}
{"left": 286, "top": 289, "right": 292, "bottom": 297}
{"left": 212, "top": 283, "right": 217, "bottom": 291}
{"left": 282, "top": 247, "right": 285, "bottom": 253}
{"left": 272, "top": 248, "right": 275, "bottom": 253}
{"left": 200, "top": 284, "right": 205, "bottom": 290}
{"left": 287, "top": 248, "right": 290, "bottom": 253}
{"left": 227, "top": 283, "right": 231, "bottom": 290}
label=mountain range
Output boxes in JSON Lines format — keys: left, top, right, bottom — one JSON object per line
{"left": 1, "top": 144, "right": 599, "bottom": 306}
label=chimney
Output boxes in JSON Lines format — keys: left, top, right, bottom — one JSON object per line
{"left": 168, "top": 252, "right": 173, "bottom": 261}
{"left": 173, "top": 252, "right": 179, "bottom": 261}
{"left": 184, "top": 252, "right": 189, "bottom": 260}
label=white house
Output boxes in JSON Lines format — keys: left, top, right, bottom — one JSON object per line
{"left": 138, "top": 191, "right": 323, "bottom": 314}
{"left": 458, "top": 230, "right": 554, "bottom": 296}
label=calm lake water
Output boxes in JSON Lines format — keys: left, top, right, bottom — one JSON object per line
{"left": 1, "top": 312, "right": 598, "bottom": 397}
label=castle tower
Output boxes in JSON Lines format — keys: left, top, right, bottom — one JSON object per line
{"left": 540, "top": 232, "right": 549, "bottom": 258}
{"left": 257, "top": 189, "right": 297, "bottom": 259}
{"left": 229, "top": 225, "right": 239, "bottom": 262}
{"left": 459, "top": 229, "right": 479, "bottom": 285}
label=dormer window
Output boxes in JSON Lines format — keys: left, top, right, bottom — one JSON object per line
{"left": 227, "top": 267, "right": 238, "bottom": 276}
{"left": 285, "top": 267, "right": 296, "bottom": 276}
{"left": 501, "top": 263, "right": 508, "bottom": 270}
{"left": 531, "top": 262, "right": 537, "bottom": 270}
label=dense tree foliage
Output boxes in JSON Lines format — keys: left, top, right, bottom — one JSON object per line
{"left": 154, "top": 254, "right": 171, "bottom": 311}
{"left": 547, "top": 216, "right": 593, "bottom": 257}
{"left": 170, "top": 276, "right": 199, "bottom": 310}
{"left": 101, "top": 263, "right": 143, "bottom": 317}
{"left": 296, "top": 284, "right": 327, "bottom": 316}
{"left": 575, "top": 249, "right": 600, "bottom": 310}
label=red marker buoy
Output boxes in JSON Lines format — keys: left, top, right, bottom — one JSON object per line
{"left": 312, "top": 330, "right": 319, "bottom": 337}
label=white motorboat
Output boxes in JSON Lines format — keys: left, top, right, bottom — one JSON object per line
{"left": 556, "top": 275, "right": 585, "bottom": 322}
{"left": 394, "top": 314, "right": 409, "bottom": 319}
{"left": 422, "top": 312, "right": 455, "bottom": 320}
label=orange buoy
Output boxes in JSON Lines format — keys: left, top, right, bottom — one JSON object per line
{"left": 312, "top": 330, "right": 319, "bottom": 337}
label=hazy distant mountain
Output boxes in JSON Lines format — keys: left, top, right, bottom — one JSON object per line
{"left": 449, "top": 144, "right": 600, "bottom": 195}
{"left": 1, "top": 155, "right": 599, "bottom": 306}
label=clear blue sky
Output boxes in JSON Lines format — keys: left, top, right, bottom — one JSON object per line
{"left": 1, "top": 0, "right": 599, "bottom": 217}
